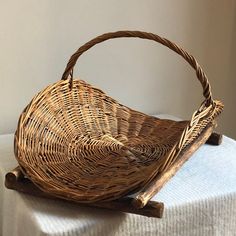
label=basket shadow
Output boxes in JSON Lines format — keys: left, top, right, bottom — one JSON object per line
{"left": 20, "top": 192, "right": 127, "bottom": 235}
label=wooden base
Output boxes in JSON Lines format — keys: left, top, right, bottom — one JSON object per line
{"left": 5, "top": 124, "right": 222, "bottom": 218}
{"left": 5, "top": 166, "right": 164, "bottom": 218}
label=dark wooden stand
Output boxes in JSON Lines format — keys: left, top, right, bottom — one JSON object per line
{"left": 5, "top": 167, "right": 164, "bottom": 218}
{"left": 4, "top": 127, "right": 222, "bottom": 218}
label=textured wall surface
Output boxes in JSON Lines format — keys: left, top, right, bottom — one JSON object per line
{"left": 0, "top": 0, "right": 235, "bottom": 138}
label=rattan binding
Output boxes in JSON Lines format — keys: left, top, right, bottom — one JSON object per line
{"left": 14, "top": 31, "right": 223, "bottom": 205}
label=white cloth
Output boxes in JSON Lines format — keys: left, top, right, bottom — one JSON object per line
{"left": 1, "top": 117, "right": 236, "bottom": 236}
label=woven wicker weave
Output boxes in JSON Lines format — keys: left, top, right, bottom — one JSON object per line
{"left": 14, "top": 31, "right": 223, "bottom": 204}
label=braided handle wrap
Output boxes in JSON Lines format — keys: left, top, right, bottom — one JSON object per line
{"left": 61, "top": 31, "right": 213, "bottom": 106}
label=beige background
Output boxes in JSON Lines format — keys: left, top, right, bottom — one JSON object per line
{"left": 0, "top": 0, "right": 235, "bottom": 138}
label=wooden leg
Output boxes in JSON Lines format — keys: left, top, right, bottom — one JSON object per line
{"left": 5, "top": 166, "right": 164, "bottom": 218}
{"left": 206, "top": 132, "right": 223, "bottom": 145}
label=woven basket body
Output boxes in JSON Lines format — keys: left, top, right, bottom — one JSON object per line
{"left": 14, "top": 31, "right": 223, "bottom": 203}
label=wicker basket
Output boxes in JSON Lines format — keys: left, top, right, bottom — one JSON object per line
{"left": 14, "top": 31, "right": 223, "bottom": 207}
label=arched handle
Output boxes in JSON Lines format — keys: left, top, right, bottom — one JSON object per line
{"left": 61, "top": 30, "right": 213, "bottom": 106}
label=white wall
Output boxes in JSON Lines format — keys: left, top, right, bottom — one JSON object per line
{"left": 0, "top": 0, "right": 235, "bottom": 138}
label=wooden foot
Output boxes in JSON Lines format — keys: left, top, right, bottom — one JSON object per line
{"left": 206, "top": 132, "right": 223, "bottom": 145}
{"left": 5, "top": 167, "right": 164, "bottom": 218}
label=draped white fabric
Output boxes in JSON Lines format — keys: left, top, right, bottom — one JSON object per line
{"left": 1, "top": 115, "right": 236, "bottom": 236}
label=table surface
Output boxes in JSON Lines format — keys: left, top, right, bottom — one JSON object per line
{"left": 1, "top": 116, "right": 236, "bottom": 236}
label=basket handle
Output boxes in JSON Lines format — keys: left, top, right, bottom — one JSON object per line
{"left": 61, "top": 30, "right": 213, "bottom": 106}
